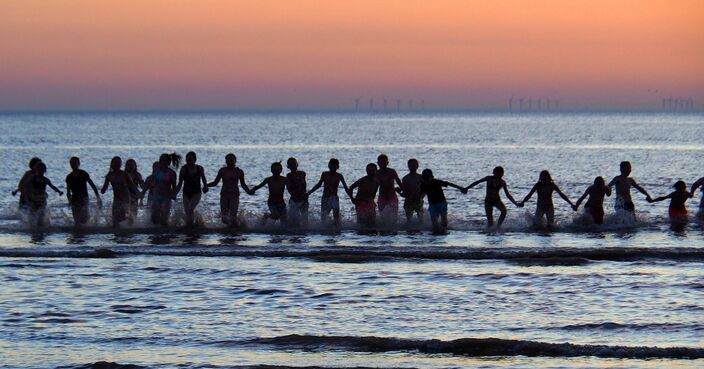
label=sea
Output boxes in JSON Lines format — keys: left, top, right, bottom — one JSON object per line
{"left": 1, "top": 112, "right": 703, "bottom": 369}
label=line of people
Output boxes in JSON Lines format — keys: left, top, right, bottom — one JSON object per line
{"left": 11, "top": 154, "right": 704, "bottom": 231}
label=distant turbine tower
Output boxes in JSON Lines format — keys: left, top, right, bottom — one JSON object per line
{"left": 555, "top": 99, "right": 560, "bottom": 110}
{"left": 369, "top": 97, "right": 374, "bottom": 111}
{"left": 421, "top": 99, "right": 425, "bottom": 111}
{"left": 537, "top": 98, "right": 542, "bottom": 110}
{"left": 409, "top": 99, "right": 413, "bottom": 109}
{"left": 689, "top": 98, "right": 695, "bottom": 109}
{"left": 545, "top": 98, "right": 551, "bottom": 110}
{"left": 383, "top": 98, "right": 388, "bottom": 111}
{"left": 353, "top": 97, "right": 362, "bottom": 111}
{"left": 396, "top": 99, "right": 402, "bottom": 111}
{"left": 528, "top": 98, "right": 533, "bottom": 110}
{"left": 508, "top": 96, "right": 514, "bottom": 111}
{"left": 661, "top": 98, "right": 667, "bottom": 110}
{"left": 667, "top": 96, "right": 673, "bottom": 110}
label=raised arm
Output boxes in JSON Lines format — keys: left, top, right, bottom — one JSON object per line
{"left": 66, "top": 177, "right": 73, "bottom": 203}
{"left": 502, "top": 181, "right": 521, "bottom": 206}
{"left": 339, "top": 174, "right": 352, "bottom": 197}
{"left": 649, "top": 192, "right": 672, "bottom": 203}
{"left": 691, "top": 177, "right": 704, "bottom": 197}
{"left": 169, "top": 170, "right": 178, "bottom": 199}
{"left": 466, "top": 176, "right": 489, "bottom": 190}
{"left": 445, "top": 180, "right": 468, "bottom": 194}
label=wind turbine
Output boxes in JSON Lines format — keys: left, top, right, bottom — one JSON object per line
{"left": 528, "top": 98, "right": 533, "bottom": 110}
{"left": 369, "top": 97, "right": 374, "bottom": 111}
{"left": 409, "top": 99, "right": 413, "bottom": 110}
{"left": 519, "top": 98, "right": 525, "bottom": 110}
{"left": 508, "top": 96, "right": 514, "bottom": 112}
{"left": 545, "top": 98, "right": 551, "bottom": 110}
{"left": 537, "top": 98, "right": 542, "bottom": 110}
{"left": 383, "top": 98, "right": 388, "bottom": 111}
{"left": 396, "top": 99, "right": 402, "bottom": 111}
{"left": 421, "top": 99, "right": 425, "bottom": 111}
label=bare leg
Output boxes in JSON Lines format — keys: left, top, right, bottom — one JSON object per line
{"left": 546, "top": 207, "right": 555, "bottom": 227}
{"left": 485, "top": 201, "right": 495, "bottom": 227}
{"left": 440, "top": 212, "right": 448, "bottom": 230}
{"left": 496, "top": 201, "right": 507, "bottom": 227}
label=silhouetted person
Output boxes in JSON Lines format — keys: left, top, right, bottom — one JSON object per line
{"left": 349, "top": 163, "right": 380, "bottom": 227}
{"left": 520, "top": 170, "right": 574, "bottom": 228}
{"left": 142, "top": 161, "right": 159, "bottom": 209}
{"left": 420, "top": 169, "right": 466, "bottom": 233}
{"left": 12, "top": 157, "right": 42, "bottom": 211}
{"left": 65, "top": 157, "right": 101, "bottom": 226}
{"left": 466, "top": 166, "right": 521, "bottom": 228}
{"left": 251, "top": 162, "right": 288, "bottom": 226}
{"left": 27, "top": 162, "right": 62, "bottom": 226}
{"left": 574, "top": 176, "right": 612, "bottom": 224}
{"left": 691, "top": 176, "right": 704, "bottom": 218}
{"left": 608, "top": 161, "right": 651, "bottom": 215}
{"left": 376, "top": 154, "right": 402, "bottom": 223}
{"left": 649, "top": 180, "right": 692, "bottom": 222}
{"left": 176, "top": 151, "right": 208, "bottom": 227}
{"left": 306, "top": 158, "right": 351, "bottom": 227}
{"left": 143, "top": 153, "right": 180, "bottom": 226}
{"left": 101, "top": 156, "right": 139, "bottom": 227}
{"left": 286, "top": 157, "right": 308, "bottom": 227}
{"left": 400, "top": 158, "right": 423, "bottom": 224}
{"left": 125, "top": 159, "right": 145, "bottom": 220}
{"left": 207, "top": 153, "right": 250, "bottom": 227}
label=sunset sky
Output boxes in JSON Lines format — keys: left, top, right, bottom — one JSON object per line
{"left": 1, "top": 0, "right": 702, "bottom": 111}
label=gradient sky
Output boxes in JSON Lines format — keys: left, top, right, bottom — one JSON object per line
{"left": 1, "top": 0, "right": 702, "bottom": 110}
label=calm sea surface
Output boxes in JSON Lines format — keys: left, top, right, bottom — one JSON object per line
{"left": 1, "top": 112, "right": 703, "bottom": 369}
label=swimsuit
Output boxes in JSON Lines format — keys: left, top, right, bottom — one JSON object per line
{"left": 669, "top": 206, "right": 688, "bottom": 220}
{"left": 378, "top": 192, "right": 399, "bottom": 213}
{"left": 403, "top": 198, "right": 423, "bottom": 213}
{"left": 428, "top": 200, "right": 448, "bottom": 219}
{"left": 585, "top": 205, "right": 605, "bottom": 224}
{"left": 355, "top": 198, "right": 376, "bottom": 223}
{"left": 183, "top": 166, "right": 202, "bottom": 198}
{"left": 321, "top": 195, "right": 339, "bottom": 214}
{"left": 268, "top": 200, "right": 287, "bottom": 220}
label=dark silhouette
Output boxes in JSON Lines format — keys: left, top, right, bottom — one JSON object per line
{"left": 400, "top": 158, "right": 424, "bottom": 224}
{"left": 574, "top": 176, "right": 612, "bottom": 224}
{"left": 65, "top": 157, "right": 101, "bottom": 226}
{"left": 251, "top": 162, "right": 288, "bottom": 226}
{"left": 124, "top": 159, "right": 144, "bottom": 223}
{"left": 142, "top": 153, "right": 180, "bottom": 226}
{"left": 141, "top": 161, "right": 159, "bottom": 209}
{"left": 207, "top": 153, "right": 250, "bottom": 227}
{"left": 420, "top": 169, "right": 466, "bottom": 232}
{"left": 27, "top": 162, "right": 63, "bottom": 226}
{"left": 376, "top": 154, "right": 402, "bottom": 223}
{"left": 519, "top": 170, "right": 574, "bottom": 228}
{"left": 286, "top": 157, "right": 308, "bottom": 227}
{"left": 176, "top": 151, "right": 209, "bottom": 227}
{"left": 12, "top": 157, "right": 42, "bottom": 211}
{"left": 306, "top": 158, "right": 351, "bottom": 227}
{"left": 466, "top": 166, "right": 522, "bottom": 228}
{"left": 608, "top": 161, "right": 652, "bottom": 215}
{"left": 349, "top": 163, "right": 380, "bottom": 227}
{"left": 691, "top": 176, "right": 704, "bottom": 218}
{"left": 649, "top": 180, "right": 692, "bottom": 222}
{"left": 101, "top": 156, "right": 140, "bottom": 227}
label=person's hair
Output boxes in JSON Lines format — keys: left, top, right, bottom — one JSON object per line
{"left": 35, "top": 162, "right": 47, "bottom": 173}
{"left": 328, "top": 158, "right": 339, "bottom": 167}
{"left": 271, "top": 161, "right": 283, "bottom": 171}
{"left": 186, "top": 151, "right": 197, "bottom": 162}
{"left": 377, "top": 154, "right": 388, "bottom": 162}
{"left": 620, "top": 161, "right": 631, "bottom": 170}
{"left": 593, "top": 176, "right": 605, "bottom": 186}
{"left": 152, "top": 161, "right": 159, "bottom": 170}
{"left": 493, "top": 166, "right": 504, "bottom": 176}
{"left": 674, "top": 180, "right": 686, "bottom": 190}
{"left": 29, "top": 157, "right": 41, "bottom": 169}
{"left": 110, "top": 156, "right": 122, "bottom": 171}
{"left": 287, "top": 157, "right": 298, "bottom": 167}
{"left": 225, "top": 153, "right": 236, "bottom": 161}
{"left": 539, "top": 170, "right": 552, "bottom": 183}
{"left": 70, "top": 156, "right": 80, "bottom": 164}
{"left": 421, "top": 168, "right": 433, "bottom": 180}
{"left": 125, "top": 159, "right": 137, "bottom": 171}
{"left": 366, "top": 163, "right": 377, "bottom": 173}
{"left": 408, "top": 158, "right": 419, "bottom": 167}
{"left": 160, "top": 153, "right": 182, "bottom": 168}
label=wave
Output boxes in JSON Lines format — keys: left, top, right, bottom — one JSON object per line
{"left": 1, "top": 246, "right": 703, "bottom": 263}
{"left": 234, "top": 334, "right": 704, "bottom": 360}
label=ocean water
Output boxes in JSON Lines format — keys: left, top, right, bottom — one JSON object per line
{"left": 1, "top": 112, "right": 703, "bottom": 369}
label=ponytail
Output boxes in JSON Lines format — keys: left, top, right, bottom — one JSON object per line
{"left": 169, "top": 152, "right": 182, "bottom": 168}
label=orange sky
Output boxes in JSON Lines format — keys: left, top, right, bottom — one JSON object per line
{"left": 0, "top": 0, "right": 702, "bottom": 110}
